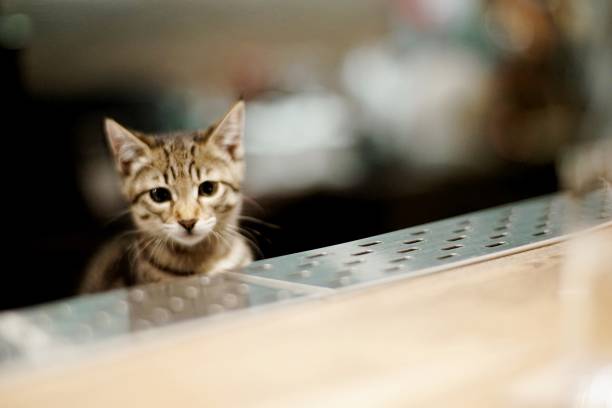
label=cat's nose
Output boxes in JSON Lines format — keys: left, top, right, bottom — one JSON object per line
{"left": 178, "top": 219, "right": 197, "bottom": 232}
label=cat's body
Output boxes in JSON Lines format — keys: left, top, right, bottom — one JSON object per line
{"left": 80, "top": 101, "right": 252, "bottom": 293}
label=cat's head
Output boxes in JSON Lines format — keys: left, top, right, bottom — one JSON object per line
{"left": 105, "top": 101, "right": 246, "bottom": 247}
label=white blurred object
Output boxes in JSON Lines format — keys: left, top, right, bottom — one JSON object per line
{"left": 559, "top": 138, "right": 612, "bottom": 195}
{"left": 342, "top": 43, "right": 490, "bottom": 169}
{"left": 245, "top": 94, "right": 352, "bottom": 155}
{"left": 574, "top": 364, "right": 612, "bottom": 408}
{"left": 243, "top": 93, "right": 361, "bottom": 196}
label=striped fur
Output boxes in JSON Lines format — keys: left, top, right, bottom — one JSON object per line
{"left": 80, "top": 101, "right": 252, "bottom": 293}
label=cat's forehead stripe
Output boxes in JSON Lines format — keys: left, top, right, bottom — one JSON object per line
{"left": 188, "top": 160, "right": 195, "bottom": 180}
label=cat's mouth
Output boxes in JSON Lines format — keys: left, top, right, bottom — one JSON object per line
{"left": 171, "top": 232, "right": 207, "bottom": 246}
{"left": 166, "top": 218, "right": 216, "bottom": 247}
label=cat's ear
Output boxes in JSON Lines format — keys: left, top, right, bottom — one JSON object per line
{"left": 206, "top": 101, "right": 245, "bottom": 161}
{"left": 104, "top": 118, "right": 152, "bottom": 176}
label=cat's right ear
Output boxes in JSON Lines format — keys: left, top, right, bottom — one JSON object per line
{"left": 104, "top": 118, "right": 151, "bottom": 176}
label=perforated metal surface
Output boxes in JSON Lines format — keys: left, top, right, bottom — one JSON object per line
{"left": 242, "top": 188, "right": 611, "bottom": 289}
{"left": 0, "top": 273, "right": 315, "bottom": 365}
{"left": 0, "top": 188, "right": 610, "bottom": 368}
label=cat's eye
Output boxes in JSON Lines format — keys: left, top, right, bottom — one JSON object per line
{"left": 149, "top": 187, "right": 172, "bottom": 203}
{"left": 198, "top": 181, "right": 218, "bottom": 196}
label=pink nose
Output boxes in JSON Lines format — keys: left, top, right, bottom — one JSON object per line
{"left": 178, "top": 219, "right": 197, "bottom": 232}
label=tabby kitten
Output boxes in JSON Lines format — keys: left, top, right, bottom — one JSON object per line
{"left": 80, "top": 101, "right": 252, "bottom": 293}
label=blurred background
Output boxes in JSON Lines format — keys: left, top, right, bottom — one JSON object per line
{"left": 1, "top": 0, "right": 610, "bottom": 310}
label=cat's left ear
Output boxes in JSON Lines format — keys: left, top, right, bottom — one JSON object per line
{"left": 206, "top": 100, "right": 245, "bottom": 161}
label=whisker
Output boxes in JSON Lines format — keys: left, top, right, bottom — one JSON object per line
{"left": 238, "top": 223, "right": 274, "bottom": 247}
{"left": 234, "top": 225, "right": 260, "bottom": 243}
{"left": 242, "top": 195, "right": 265, "bottom": 214}
{"left": 238, "top": 215, "right": 280, "bottom": 230}
{"left": 103, "top": 208, "right": 132, "bottom": 227}
{"left": 116, "top": 229, "right": 142, "bottom": 239}
{"left": 225, "top": 225, "right": 263, "bottom": 257}
{"left": 212, "top": 230, "right": 231, "bottom": 251}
